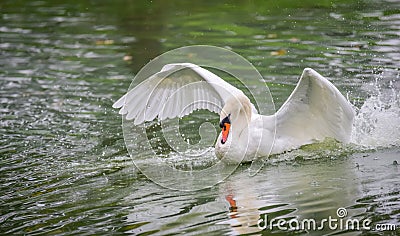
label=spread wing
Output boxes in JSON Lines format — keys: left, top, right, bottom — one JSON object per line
{"left": 113, "top": 63, "right": 252, "bottom": 125}
{"left": 274, "top": 68, "right": 355, "bottom": 150}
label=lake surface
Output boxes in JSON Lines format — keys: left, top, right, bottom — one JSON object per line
{"left": 1, "top": 0, "right": 399, "bottom": 235}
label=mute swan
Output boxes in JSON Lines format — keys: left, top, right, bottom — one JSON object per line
{"left": 113, "top": 63, "right": 354, "bottom": 163}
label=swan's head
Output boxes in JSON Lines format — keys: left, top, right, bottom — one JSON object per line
{"left": 219, "top": 94, "right": 252, "bottom": 145}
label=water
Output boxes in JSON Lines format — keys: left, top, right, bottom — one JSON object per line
{"left": 1, "top": 0, "right": 399, "bottom": 235}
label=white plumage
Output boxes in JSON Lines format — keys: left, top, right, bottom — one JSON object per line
{"left": 113, "top": 63, "right": 355, "bottom": 163}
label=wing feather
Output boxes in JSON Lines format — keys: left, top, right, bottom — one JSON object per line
{"left": 113, "top": 63, "right": 251, "bottom": 124}
{"left": 274, "top": 68, "right": 355, "bottom": 151}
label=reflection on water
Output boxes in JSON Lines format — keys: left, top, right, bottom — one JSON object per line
{"left": 0, "top": 0, "right": 399, "bottom": 235}
{"left": 217, "top": 157, "right": 363, "bottom": 235}
{"left": 122, "top": 148, "right": 399, "bottom": 235}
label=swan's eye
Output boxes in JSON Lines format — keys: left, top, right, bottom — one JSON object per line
{"left": 219, "top": 114, "right": 231, "bottom": 128}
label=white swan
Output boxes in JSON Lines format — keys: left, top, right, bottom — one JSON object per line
{"left": 113, "top": 63, "right": 355, "bottom": 163}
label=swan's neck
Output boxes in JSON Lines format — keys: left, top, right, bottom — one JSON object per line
{"left": 222, "top": 94, "right": 252, "bottom": 139}
{"left": 231, "top": 109, "right": 251, "bottom": 138}
{"left": 215, "top": 95, "right": 253, "bottom": 161}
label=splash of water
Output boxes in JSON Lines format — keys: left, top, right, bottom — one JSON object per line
{"left": 350, "top": 80, "right": 400, "bottom": 148}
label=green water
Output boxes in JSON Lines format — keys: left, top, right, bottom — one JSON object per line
{"left": 1, "top": 0, "right": 399, "bottom": 235}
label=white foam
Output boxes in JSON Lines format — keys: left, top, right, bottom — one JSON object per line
{"left": 350, "top": 80, "right": 400, "bottom": 148}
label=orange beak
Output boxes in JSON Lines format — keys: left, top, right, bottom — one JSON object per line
{"left": 221, "top": 123, "right": 230, "bottom": 144}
